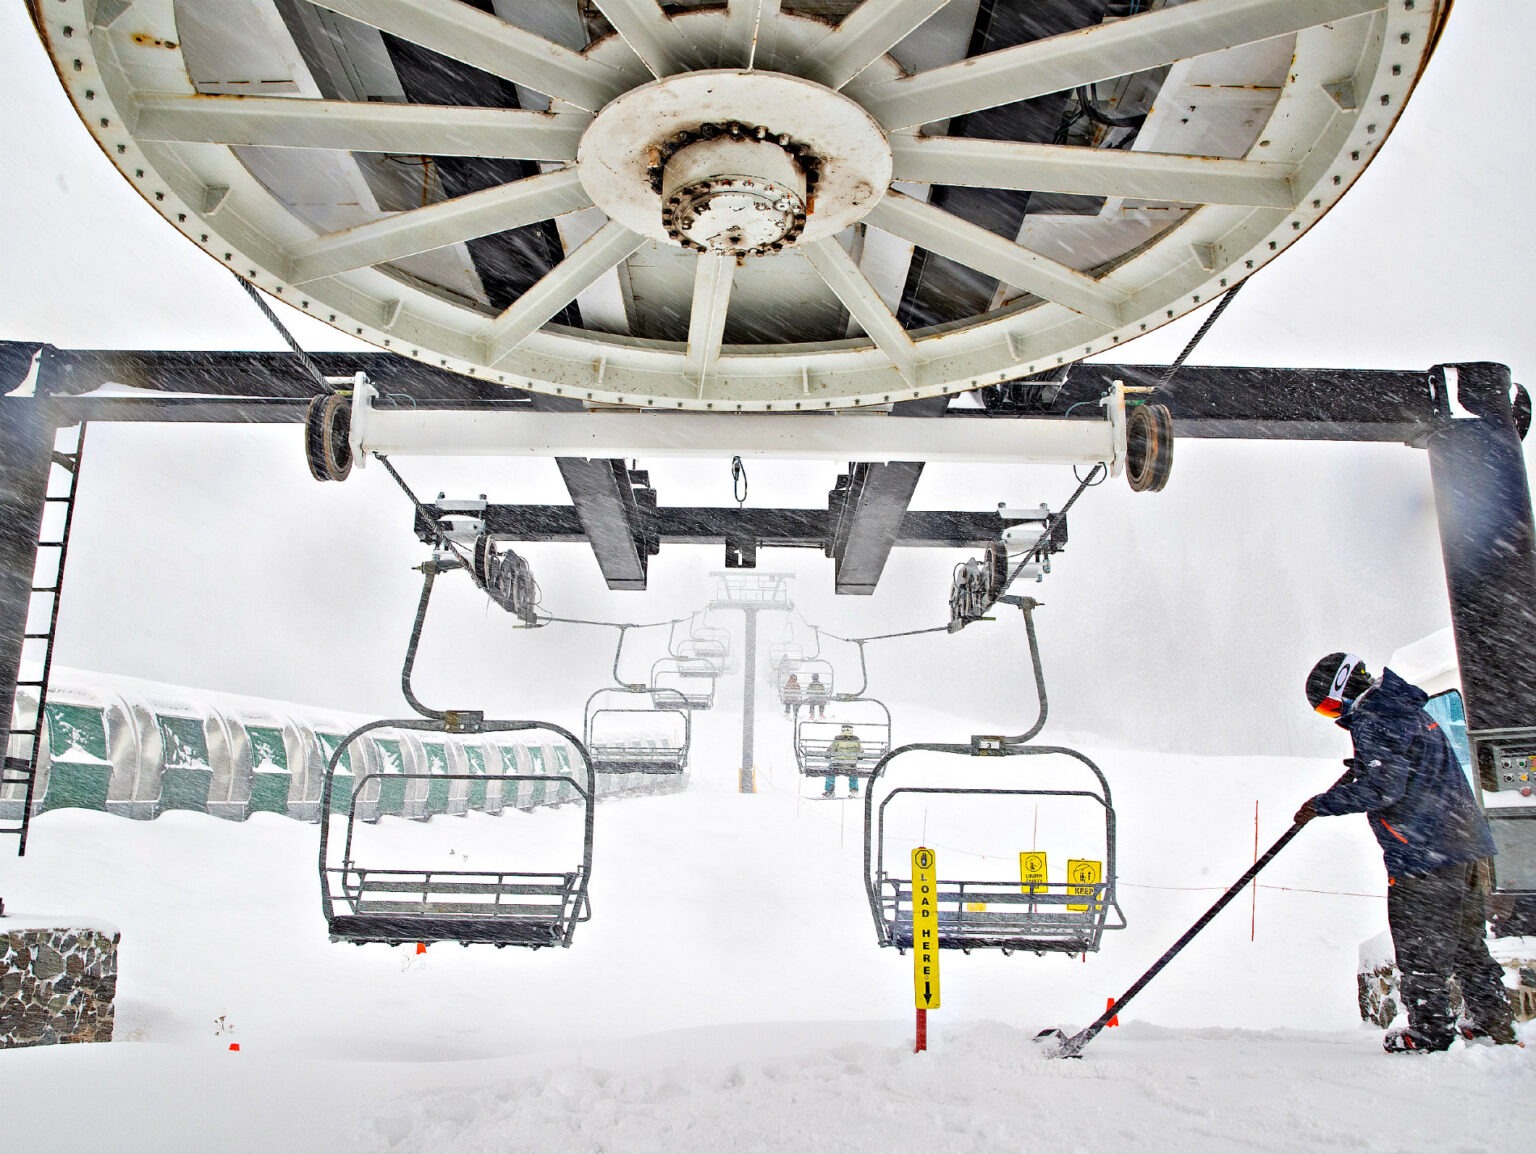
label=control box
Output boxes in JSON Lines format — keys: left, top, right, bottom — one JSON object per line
{"left": 1473, "top": 728, "right": 1536, "bottom": 794}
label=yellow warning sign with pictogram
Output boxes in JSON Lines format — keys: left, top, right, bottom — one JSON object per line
{"left": 1066, "top": 858, "right": 1102, "bottom": 912}
{"left": 912, "top": 847, "right": 940, "bottom": 1010}
{"left": 1020, "top": 851, "right": 1048, "bottom": 893}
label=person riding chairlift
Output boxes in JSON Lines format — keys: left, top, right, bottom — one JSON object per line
{"left": 824, "top": 723, "right": 862, "bottom": 799}
{"left": 782, "top": 672, "right": 802, "bottom": 718}
{"left": 804, "top": 673, "right": 829, "bottom": 720}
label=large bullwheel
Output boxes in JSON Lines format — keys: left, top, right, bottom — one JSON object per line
{"left": 32, "top": 0, "right": 1445, "bottom": 412}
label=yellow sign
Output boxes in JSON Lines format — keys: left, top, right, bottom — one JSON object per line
{"left": 1066, "top": 858, "right": 1102, "bottom": 912}
{"left": 1020, "top": 851, "right": 1048, "bottom": 893}
{"left": 912, "top": 847, "right": 941, "bottom": 1009}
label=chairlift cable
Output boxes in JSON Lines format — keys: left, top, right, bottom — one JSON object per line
{"left": 231, "top": 270, "right": 330, "bottom": 390}
{"left": 374, "top": 453, "right": 473, "bottom": 570}
{"left": 1154, "top": 280, "right": 1245, "bottom": 391}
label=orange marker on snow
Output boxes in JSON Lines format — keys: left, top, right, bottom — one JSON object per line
{"left": 229, "top": 1043, "right": 240, "bottom": 1052}
{"left": 416, "top": 942, "right": 427, "bottom": 955}
{"left": 1105, "top": 998, "right": 1119, "bottom": 1028}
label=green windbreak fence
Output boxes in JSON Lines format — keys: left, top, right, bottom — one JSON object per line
{"left": 423, "top": 742, "right": 450, "bottom": 815}
{"left": 247, "top": 725, "right": 291, "bottom": 814}
{"left": 318, "top": 733, "right": 355, "bottom": 814}
{"left": 373, "top": 738, "right": 406, "bottom": 815}
{"left": 158, "top": 715, "right": 213, "bottom": 812}
{"left": 552, "top": 746, "right": 577, "bottom": 804}
{"left": 503, "top": 745, "right": 541, "bottom": 808}
{"left": 464, "top": 745, "right": 488, "bottom": 810}
{"left": 42, "top": 703, "right": 112, "bottom": 812}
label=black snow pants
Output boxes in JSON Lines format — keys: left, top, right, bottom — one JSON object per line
{"left": 1388, "top": 858, "right": 1514, "bottom": 1046}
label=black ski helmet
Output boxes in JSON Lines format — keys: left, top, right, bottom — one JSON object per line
{"left": 1306, "top": 652, "right": 1373, "bottom": 714}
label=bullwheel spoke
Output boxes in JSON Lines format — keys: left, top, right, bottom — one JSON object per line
{"left": 803, "top": 239, "right": 918, "bottom": 386}
{"left": 134, "top": 95, "right": 587, "bottom": 162}
{"left": 889, "top": 137, "right": 1298, "bottom": 209}
{"left": 287, "top": 169, "right": 592, "bottom": 285}
{"left": 588, "top": 0, "right": 696, "bottom": 78}
{"left": 865, "top": 192, "right": 1124, "bottom": 327}
{"left": 489, "top": 221, "right": 647, "bottom": 362}
{"left": 854, "top": 0, "right": 1387, "bottom": 130}
{"left": 306, "top": 0, "right": 633, "bottom": 112}
{"left": 799, "top": 0, "right": 954, "bottom": 91}
{"left": 686, "top": 254, "right": 737, "bottom": 393}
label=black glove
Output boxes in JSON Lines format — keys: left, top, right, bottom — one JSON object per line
{"left": 1293, "top": 798, "right": 1318, "bottom": 825}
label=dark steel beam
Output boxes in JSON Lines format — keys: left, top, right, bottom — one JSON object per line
{"left": 829, "top": 463, "right": 927, "bottom": 595}
{"left": 1425, "top": 363, "right": 1536, "bottom": 739}
{"left": 423, "top": 503, "right": 1005, "bottom": 549}
{"left": 553, "top": 460, "right": 653, "bottom": 591}
{"left": 0, "top": 399, "right": 58, "bottom": 771}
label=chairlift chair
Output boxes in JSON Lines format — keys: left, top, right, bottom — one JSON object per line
{"left": 319, "top": 718, "right": 595, "bottom": 948}
{"left": 582, "top": 686, "right": 691, "bottom": 776}
{"left": 860, "top": 596, "right": 1126, "bottom": 956}
{"left": 795, "top": 699, "right": 892, "bottom": 780}
{"left": 866, "top": 771, "right": 1125, "bottom": 955}
{"left": 650, "top": 657, "right": 717, "bottom": 710}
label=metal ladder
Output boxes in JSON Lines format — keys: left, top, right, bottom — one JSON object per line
{"left": 1, "top": 423, "right": 87, "bottom": 855}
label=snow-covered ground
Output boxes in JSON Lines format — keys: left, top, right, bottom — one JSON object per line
{"left": 1, "top": 708, "right": 1531, "bottom": 1152}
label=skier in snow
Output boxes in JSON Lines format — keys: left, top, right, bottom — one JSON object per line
{"left": 1295, "top": 652, "right": 1518, "bottom": 1052}
{"left": 824, "top": 723, "right": 863, "bottom": 799}
{"left": 781, "top": 672, "right": 802, "bottom": 719}
{"left": 804, "top": 673, "right": 829, "bottom": 720}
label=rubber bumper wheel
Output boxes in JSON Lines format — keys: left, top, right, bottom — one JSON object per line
{"left": 1125, "top": 403, "right": 1173, "bottom": 493}
{"left": 305, "top": 394, "right": 352, "bottom": 482}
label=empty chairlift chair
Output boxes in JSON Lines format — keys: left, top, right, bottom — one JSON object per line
{"left": 583, "top": 687, "right": 690, "bottom": 777}
{"left": 865, "top": 757, "right": 1125, "bottom": 955}
{"left": 861, "top": 598, "right": 1126, "bottom": 956}
{"left": 319, "top": 718, "right": 596, "bottom": 948}
{"left": 650, "top": 657, "right": 717, "bottom": 711}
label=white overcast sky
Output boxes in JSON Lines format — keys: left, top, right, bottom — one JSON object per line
{"left": 1, "top": 3, "right": 1532, "bottom": 757}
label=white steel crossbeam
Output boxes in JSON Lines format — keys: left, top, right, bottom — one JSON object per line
{"left": 133, "top": 95, "right": 588, "bottom": 161}
{"left": 686, "top": 254, "right": 737, "bottom": 393}
{"left": 889, "top": 136, "right": 1298, "bottom": 209}
{"left": 352, "top": 405, "right": 1127, "bottom": 467}
{"left": 799, "top": 0, "right": 953, "bottom": 90}
{"left": 305, "top": 0, "right": 634, "bottom": 112}
{"left": 865, "top": 192, "right": 1124, "bottom": 326}
{"left": 853, "top": 0, "right": 1387, "bottom": 130}
{"left": 803, "top": 239, "right": 918, "bottom": 386}
{"left": 488, "top": 220, "right": 646, "bottom": 362}
{"left": 286, "top": 169, "right": 593, "bottom": 285}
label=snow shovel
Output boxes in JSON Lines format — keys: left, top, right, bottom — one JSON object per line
{"left": 1037, "top": 817, "right": 1311, "bottom": 1059}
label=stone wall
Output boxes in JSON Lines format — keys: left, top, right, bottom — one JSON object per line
{"left": 0, "top": 922, "right": 118, "bottom": 1047}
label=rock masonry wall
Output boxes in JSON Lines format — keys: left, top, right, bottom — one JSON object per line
{"left": 0, "top": 924, "right": 118, "bottom": 1047}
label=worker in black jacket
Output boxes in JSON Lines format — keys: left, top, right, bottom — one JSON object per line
{"left": 1296, "top": 652, "right": 1518, "bottom": 1052}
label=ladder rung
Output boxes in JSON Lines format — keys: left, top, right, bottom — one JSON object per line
{"left": 23, "top": 632, "right": 54, "bottom": 640}
{"left": 14, "top": 680, "right": 45, "bottom": 690}
{"left": 31, "top": 586, "right": 59, "bottom": 595}
{"left": 37, "top": 538, "right": 67, "bottom": 547}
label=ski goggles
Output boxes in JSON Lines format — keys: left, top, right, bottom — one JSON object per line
{"left": 1314, "top": 653, "right": 1365, "bottom": 717}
